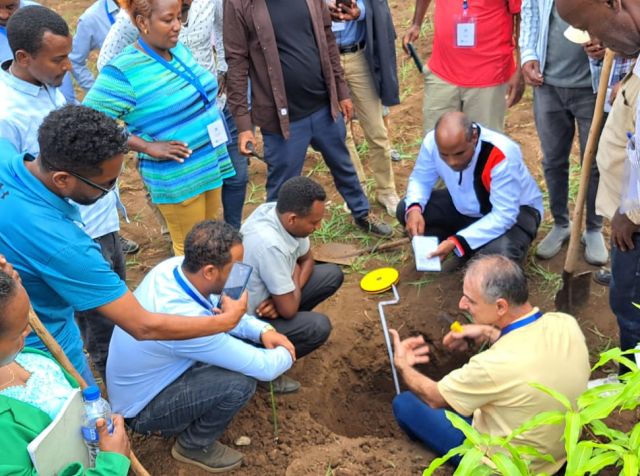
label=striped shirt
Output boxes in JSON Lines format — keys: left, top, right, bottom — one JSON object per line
{"left": 84, "top": 42, "right": 235, "bottom": 204}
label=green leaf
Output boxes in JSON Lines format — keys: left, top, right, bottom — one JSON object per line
{"left": 581, "top": 441, "right": 626, "bottom": 456}
{"left": 489, "top": 452, "right": 526, "bottom": 475}
{"left": 446, "top": 411, "right": 484, "bottom": 447}
{"left": 529, "top": 383, "right": 573, "bottom": 411}
{"left": 622, "top": 453, "right": 639, "bottom": 476}
{"left": 564, "top": 411, "right": 582, "bottom": 457}
{"left": 581, "top": 451, "right": 620, "bottom": 475}
{"left": 579, "top": 396, "right": 622, "bottom": 424}
{"left": 577, "top": 384, "right": 624, "bottom": 410}
{"left": 592, "top": 348, "right": 638, "bottom": 373}
{"left": 470, "top": 467, "right": 494, "bottom": 476}
{"left": 629, "top": 422, "right": 640, "bottom": 450}
{"left": 565, "top": 441, "right": 592, "bottom": 476}
{"left": 511, "top": 445, "right": 556, "bottom": 464}
{"left": 454, "top": 448, "right": 485, "bottom": 475}
{"left": 423, "top": 442, "right": 472, "bottom": 476}
{"left": 588, "top": 420, "right": 626, "bottom": 443}
{"left": 504, "top": 444, "right": 531, "bottom": 474}
{"left": 507, "top": 411, "right": 564, "bottom": 442}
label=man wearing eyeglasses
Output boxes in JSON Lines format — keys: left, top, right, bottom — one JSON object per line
{"left": 0, "top": 105, "right": 247, "bottom": 387}
{"left": 0, "top": 6, "right": 127, "bottom": 379}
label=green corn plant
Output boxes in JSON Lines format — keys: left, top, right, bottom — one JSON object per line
{"left": 423, "top": 348, "right": 640, "bottom": 476}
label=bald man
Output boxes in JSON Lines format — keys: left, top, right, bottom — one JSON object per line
{"left": 397, "top": 112, "right": 543, "bottom": 265}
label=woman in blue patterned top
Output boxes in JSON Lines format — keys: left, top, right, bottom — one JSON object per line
{"left": 84, "top": 0, "right": 235, "bottom": 255}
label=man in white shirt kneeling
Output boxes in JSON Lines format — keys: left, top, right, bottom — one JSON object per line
{"left": 106, "top": 221, "right": 295, "bottom": 473}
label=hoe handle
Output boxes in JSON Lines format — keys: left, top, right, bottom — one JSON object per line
{"left": 564, "top": 49, "right": 614, "bottom": 274}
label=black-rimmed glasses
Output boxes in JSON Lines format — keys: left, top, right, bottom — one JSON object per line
{"left": 66, "top": 170, "right": 117, "bottom": 197}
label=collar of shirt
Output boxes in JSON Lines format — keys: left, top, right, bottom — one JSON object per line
{"left": 106, "top": 0, "right": 119, "bottom": 14}
{"left": 174, "top": 262, "right": 217, "bottom": 314}
{"left": 10, "top": 152, "right": 82, "bottom": 223}
{"left": 0, "top": 61, "right": 56, "bottom": 98}
{"left": 268, "top": 204, "right": 304, "bottom": 255}
{"left": 506, "top": 307, "right": 542, "bottom": 327}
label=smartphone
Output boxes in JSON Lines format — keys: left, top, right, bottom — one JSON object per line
{"left": 220, "top": 262, "right": 253, "bottom": 302}
{"left": 406, "top": 43, "right": 424, "bottom": 74}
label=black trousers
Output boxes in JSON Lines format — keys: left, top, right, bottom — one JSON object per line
{"left": 75, "top": 231, "right": 125, "bottom": 380}
{"left": 397, "top": 189, "right": 540, "bottom": 264}
{"left": 266, "top": 263, "right": 343, "bottom": 359}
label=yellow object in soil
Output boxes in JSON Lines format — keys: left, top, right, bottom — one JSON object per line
{"left": 450, "top": 321, "right": 464, "bottom": 333}
{"left": 360, "top": 267, "right": 400, "bottom": 294}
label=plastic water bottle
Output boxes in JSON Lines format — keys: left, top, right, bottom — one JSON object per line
{"left": 81, "top": 386, "right": 113, "bottom": 467}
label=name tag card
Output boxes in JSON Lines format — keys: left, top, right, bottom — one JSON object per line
{"left": 455, "top": 18, "right": 476, "bottom": 48}
{"left": 207, "top": 119, "right": 229, "bottom": 147}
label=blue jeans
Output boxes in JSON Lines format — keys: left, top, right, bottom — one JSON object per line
{"left": 262, "top": 106, "right": 369, "bottom": 218}
{"left": 392, "top": 391, "right": 471, "bottom": 466}
{"left": 128, "top": 363, "right": 256, "bottom": 449}
{"left": 610, "top": 233, "right": 640, "bottom": 373}
{"left": 221, "top": 105, "right": 247, "bottom": 229}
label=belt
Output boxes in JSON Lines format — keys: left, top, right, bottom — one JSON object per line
{"left": 339, "top": 40, "right": 365, "bottom": 54}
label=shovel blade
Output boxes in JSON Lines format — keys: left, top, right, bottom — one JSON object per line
{"left": 313, "top": 243, "right": 360, "bottom": 266}
{"left": 554, "top": 270, "right": 592, "bottom": 314}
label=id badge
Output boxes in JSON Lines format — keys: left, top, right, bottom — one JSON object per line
{"left": 454, "top": 16, "right": 476, "bottom": 48}
{"left": 207, "top": 118, "right": 228, "bottom": 147}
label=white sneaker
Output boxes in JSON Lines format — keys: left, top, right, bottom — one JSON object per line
{"left": 582, "top": 230, "right": 608, "bottom": 266}
{"left": 535, "top": 224, "right": 571, "bottom": 259}
{"left": 377, "top": 192, "right": 400, "bottom": 216}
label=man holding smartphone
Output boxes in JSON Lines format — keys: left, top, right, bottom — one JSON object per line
{"left": 241, "top": 177, "right": 345, "bottom": 393}
{"left": 107, "top": 221, "right": 295, "bottom": 473}
{"left": 328, "top": 0, "right": 401, "bottom": 217}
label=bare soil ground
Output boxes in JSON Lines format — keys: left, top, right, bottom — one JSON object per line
{"left": 44, "top": 0, "right": 627, "bottom": 474}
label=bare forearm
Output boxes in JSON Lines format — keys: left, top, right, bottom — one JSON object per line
{"left": 297, "top": 257, "right": 315, "bottom": 289}
{"left": 411, "top": 0, "right": 432, "bottom": 27}
{"left": 398, "top": 364, "right": 447, "bottom": 408}
{"left": 127, "top": 135, "right": 150, "bottom": 154}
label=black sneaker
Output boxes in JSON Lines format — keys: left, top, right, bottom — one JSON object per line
{"left": 119, "top": 235, "right": 140, "bottom": 255}
{"left": 354, "top": 214, "right": 393, "bottom": 237}
{"left": 593, "top": 268, "right": 611, "bottom": 286}
{"left": 171, "top": 440, "right": 243, "bottom": 473}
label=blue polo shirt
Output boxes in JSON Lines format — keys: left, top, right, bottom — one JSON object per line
{"left": 0, "top": 142, "right": 128, "bottom": 374}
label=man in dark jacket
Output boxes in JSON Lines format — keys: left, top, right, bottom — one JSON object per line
{"left": 329, "top": 0, "right": 401, "bottom": 216}
{"left": 224, "top": 0, "right": 392, "bottom": 236}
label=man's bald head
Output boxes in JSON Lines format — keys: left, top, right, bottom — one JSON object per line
{"left": 557, "top": 0, "right": 640, "bottom": 57}
{"left": 433, "top": 111, "right": 478, "bottom": 172}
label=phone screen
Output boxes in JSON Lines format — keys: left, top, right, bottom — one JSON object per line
{"left": 221, "top": 262, "right": 253, "bottom": 300}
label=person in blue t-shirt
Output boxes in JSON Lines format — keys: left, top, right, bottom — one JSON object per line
{"left": 0, "top": 105, "right": 246, "bottom": 386}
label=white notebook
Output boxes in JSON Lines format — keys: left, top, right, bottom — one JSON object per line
{"left": 412, "top": 236, "right": 441, "bottom": 272}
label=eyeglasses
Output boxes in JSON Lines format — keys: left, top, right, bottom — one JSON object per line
{"left": 66, "top": 170, "right": 117, "bottom": 197}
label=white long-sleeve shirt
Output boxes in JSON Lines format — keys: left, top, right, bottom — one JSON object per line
{"left": 106, "top": 256, "right": 292, "bottom": 418}
{"left": 405, "top": 126, "right": 543, "bottom": 253}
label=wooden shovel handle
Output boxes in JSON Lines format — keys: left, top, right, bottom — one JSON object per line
{"left": 28, "top": 308, "right": 151, "bottom": 476}
{"left": 564, "top": 49, "right": 615, "bottom": 274}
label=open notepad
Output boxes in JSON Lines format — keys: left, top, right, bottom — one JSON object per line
{"left": 412, "top": 236, "right": 441, "bottom": 272}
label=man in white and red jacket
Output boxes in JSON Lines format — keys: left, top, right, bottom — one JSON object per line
{"left": 397, "top": 111, "right": 543, "bottom": 264}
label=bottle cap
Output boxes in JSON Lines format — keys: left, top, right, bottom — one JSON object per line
{"left": 82, "top": 385, "right": 101, "bottom": 401}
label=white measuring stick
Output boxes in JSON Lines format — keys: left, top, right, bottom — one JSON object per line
{"left": 378, "top": 284, "right": 401, "bottom": 395}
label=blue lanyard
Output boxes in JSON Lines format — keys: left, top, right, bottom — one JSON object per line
{"left": 137, "top": 37, "right": 211, "bottom": 109}
{"left": 173, "top": 266, "right": 213, "bottom": 312}
{"left": 104, "top": 0, "right": 115, "bottom": 25}
{"left": 500, "top": 310, "right": 543, "bottom": 338}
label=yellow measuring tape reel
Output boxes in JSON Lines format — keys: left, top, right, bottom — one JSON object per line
{"left": 360, "top": 267, "right": 400, "bottom": 294}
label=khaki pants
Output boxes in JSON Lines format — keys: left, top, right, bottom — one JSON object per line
{"left": 595, "top": 72, "right": 640, "bottom": 220}
{"left": 341, "top": 49, "right": 396, "bottom": 197}
{"left": 422, "top": 69, "right": 507, "bottom": 133}
{"left": 157, "top": 188, "right": 222, "bottom": 256}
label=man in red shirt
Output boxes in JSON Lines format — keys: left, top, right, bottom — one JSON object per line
{"left": 403, "top": 0, "right": 524, "bottom": 133}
